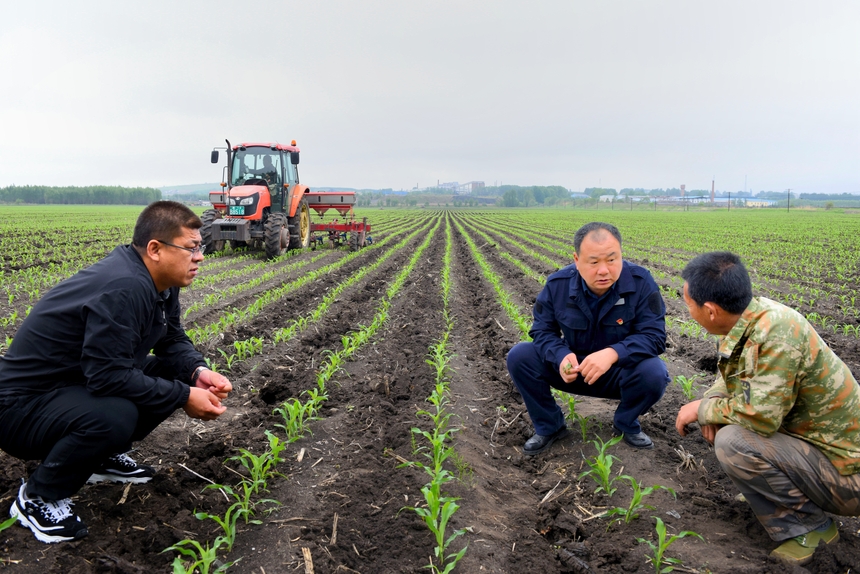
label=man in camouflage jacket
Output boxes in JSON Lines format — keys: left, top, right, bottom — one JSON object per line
{"left": 675, "top": 251, "right": 860, "bottom": 566}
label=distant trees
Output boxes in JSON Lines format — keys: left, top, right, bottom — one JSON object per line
{"left": 0, "top": 185, "right": 161, "bottom": 205}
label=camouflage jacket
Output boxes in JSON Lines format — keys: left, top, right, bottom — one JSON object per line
{"left": 697, "top": 297, "right": 860, "bottom": 476}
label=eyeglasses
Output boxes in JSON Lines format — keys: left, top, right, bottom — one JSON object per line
{"left": 156, "top": 239, "right": 206, "bottom": 255}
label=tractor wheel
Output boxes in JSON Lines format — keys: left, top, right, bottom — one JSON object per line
{"left": 264, "top": 213, "right": 289, "bottom": 259}
{"left": 288, "top": 199, "right": 311, "bottom": 250}
{"left": 348, "top": 229, "right": 366, "bottom": 252}
{"left": 201, "top": 209, "right": 224, "bottom": 253}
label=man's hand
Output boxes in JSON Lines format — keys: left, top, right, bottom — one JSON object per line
{"left": 195, "top": 369, "right": 232, "bottom": 400}
{"left": 183, "top": 386, "right": 227, "bottom": 420}
{"left": 577, "top": 348, "right": 619, "bottom": 385}
{"left": 700, "top": 423, "right": 722, "bottom": 445}
{"left": 559, "top": 353, "right": 580, "bottom": 383}
{"left": 676, "top": 400, "right": 722, "bottom": 444}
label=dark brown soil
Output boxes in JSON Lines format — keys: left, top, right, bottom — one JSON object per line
{"left": 1, "top": 211, "right": 858, "bottom": 574}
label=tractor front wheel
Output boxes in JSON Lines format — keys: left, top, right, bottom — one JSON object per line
{"left": 288, "top": 199, "right": 311, "bottom": 250}
{"left": 201, "top": 209, "right": 224, "bottom": 254}
{"left": 264, "top": 213, "right": 289, "bottom": 259}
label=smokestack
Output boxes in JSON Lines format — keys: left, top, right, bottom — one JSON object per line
{"left": 680, "top": 184, "right": 685, "bottom": 198}
{"left": 711, "top": 180, "right": 715, "bottom": 203}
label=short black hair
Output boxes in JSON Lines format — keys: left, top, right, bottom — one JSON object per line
{"left": 573, "top": 222, "right": 622, "bottom": 254}
{"left": 681, "top": 251, "right": 752, "bottom": 314}
{"left": 132, "top": 201, "right": 202, "bottom": 248}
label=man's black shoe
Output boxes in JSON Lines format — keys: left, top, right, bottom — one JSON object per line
{"left": 10, "top": 482, "right": 88, "bottom": 543}
{"left": 613, "top": 425, "right": 654, "bottom": 449}
{"left": 87, "top": 452, "right": 156, "bottom": 484}
{"left": 523, "top": 427, "right": 570, "bottom": 455}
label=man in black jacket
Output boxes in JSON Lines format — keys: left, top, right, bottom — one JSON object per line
{"left": 507, "top": 222, "right": 669, "bottom": 454}
{"left": 0, "top": 201, "right": 232, "bottom": 543}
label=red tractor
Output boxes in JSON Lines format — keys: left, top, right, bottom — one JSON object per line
{"left": 203, "top": 139, "right": 370, "bottom": 259}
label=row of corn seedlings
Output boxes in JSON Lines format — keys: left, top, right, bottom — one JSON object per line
{"left": 163, "top": 431, "right": 287, "bottom": 573}
{"left": 401, "top": 215, "right": 468, "bottom": 573}
{"left": 185, "top": 216, "right": 432, "bottom": 345}
{"left": 273, "top": 216, "right": 442, "bottom": 444}
{"left": 451, "top": 218, "right": 532, "bottom": 339}
{"left": 204, "top": 218, "right": 437, "bottom": 374}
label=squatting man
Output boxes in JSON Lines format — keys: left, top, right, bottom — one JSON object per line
{"left": 0, "top": 201, "right": 232, "bottom": 543}
{"left": 675, "top": 251, "right": 860, "bottom": 566}
{"left": 507, "top": 221, "right": 669, "bottom": 455}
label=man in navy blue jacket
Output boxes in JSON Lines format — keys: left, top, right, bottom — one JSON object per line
{"left": 507, "top": 222, "right": 668, "bottom": 454}
{"left": 0, "top": 201, "right": 232, "bottom": 543}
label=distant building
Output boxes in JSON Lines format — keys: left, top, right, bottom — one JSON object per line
{"left": 745, "top": 199, "right": 777, "bottom": 207}
{"left": 456, "top": 181, "right": 485, "bottom": 194}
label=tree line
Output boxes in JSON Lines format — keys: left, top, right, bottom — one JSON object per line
{"left": 0, "top": 185, "right": 162, "bottom": 205}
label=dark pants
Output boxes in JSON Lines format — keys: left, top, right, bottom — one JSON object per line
{"left": 0, "top": 358, "right": 177, "bottom": 500}
{"left": 507, "top": 341, "right": 669, "bottom": 436}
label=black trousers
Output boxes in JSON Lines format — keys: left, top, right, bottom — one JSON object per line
{"left": 0, "top": 358, "right": 178, "bottom": 500}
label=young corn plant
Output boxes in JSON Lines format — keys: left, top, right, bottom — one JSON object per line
{"left": 575, "top": 413, "right": 593, "bottom": 442}
{"left": 673, "top": 374, "right": 704, "bottom": 401}
{"left": 217, "top": 348, "right": 237, "bottom": 372}
{"left": 605, "top": 476, "right": 676, "bottom": 525}
{"left": 636, "top": 516, "right": 703, "bottom": 574}
{"left": 578, "top": 435, "right": 624, "bottom": 496}
{"left": 227, "top": 430, "right": 286, "bottom": 494}
{"left": 273, "top": 398, "right": 314, "bottom": 442}
{"left": 406, "top": 476, "right": 468, "bottom": 574}
{"left": 162, "top": 537, "right": 238, "bottom": 574}
{"left": 194, "top": 503, "right": 251, "bottom": 553}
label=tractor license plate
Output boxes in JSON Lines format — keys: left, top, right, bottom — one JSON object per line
{"left": 228, "top": 206, "right": 245, "bottom": 216}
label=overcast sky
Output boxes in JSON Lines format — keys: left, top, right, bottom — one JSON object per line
{"left": 1, "top": 1, "right": 857, "bottom": 193}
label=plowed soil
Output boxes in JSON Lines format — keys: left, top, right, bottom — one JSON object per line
{"left": 1, "top": 211, "right": 858, "bottom": 574}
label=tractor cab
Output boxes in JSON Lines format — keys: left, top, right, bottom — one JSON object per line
{"left": 227, "top": 146, "right": 297, "bottom": 217}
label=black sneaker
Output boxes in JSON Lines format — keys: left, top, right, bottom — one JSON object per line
{"left": 87, "top": 452, "right": 156, "bottom": 484}
{"left": 10, "top": 482, "right": 88, "bottom": 543}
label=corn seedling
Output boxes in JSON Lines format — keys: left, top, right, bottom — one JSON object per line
{"left": 673, "top": 374, "right": 704, "bottom": 401}
{"left": 273, "top": 398, "right": 313, "bottom": 442}
{"left": 636, "top": 516, "right": 703, "bottom": 574}
{"left": 217, "top": 348, "right": 237, "bottom": 372}
{"left": 194, "top": 503, "right": 252, "bottom": 553}
{"left": 227, "top": 430, "right": 286, "bottom": 494}
{"left": 605, "top": 476, "right": 676, "bottom": 525}
{"left": 162, "top": 537, "right": 238, "bottom": 574}
{"left": 578, "top": 435, "right": 624, "bottom": 496}
{"left": 0, "top": 516, "right": 16, "bottom": 533}
{"left": 404, "top": 477, "right": 469, "bottom": 574}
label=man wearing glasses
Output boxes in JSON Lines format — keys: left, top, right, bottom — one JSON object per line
{"left": 0, "top": 201, "right": 232, "bottom": 543}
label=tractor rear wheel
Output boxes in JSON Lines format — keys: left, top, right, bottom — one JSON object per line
{"left": 288, "top": 199, "right": 311, "bottom": 249}
{"left": 201, "top": 209, "right": 224, "bottom": 253}
{"left": 264, "top": 213, "right": 289, "bottom": 259}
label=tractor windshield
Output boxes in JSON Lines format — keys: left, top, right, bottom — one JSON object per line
{"left": 231, "top": 148, "right": 282, "bottom": 187}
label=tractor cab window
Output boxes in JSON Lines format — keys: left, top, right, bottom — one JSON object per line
{"left": 231, "top": 148, "right": 282, "bottom": 187}
{"left": 284, "top": 156, "right": 297, "bottom": 184}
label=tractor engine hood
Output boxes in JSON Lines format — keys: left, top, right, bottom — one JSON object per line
{"left": 228, "top": 184, "right": 268, "bottom": 198}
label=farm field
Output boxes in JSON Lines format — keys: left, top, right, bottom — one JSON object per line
{"left": 1, "top": 205, "right": 859, "bottom": 574}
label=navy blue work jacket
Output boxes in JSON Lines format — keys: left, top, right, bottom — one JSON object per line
{"left": 0, "top": 245, "right": 205, "bottom": 411}
{"left": 530, "top": 261, "right": 667, "bottom": 370}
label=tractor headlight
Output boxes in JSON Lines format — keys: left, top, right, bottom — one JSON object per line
{"left": 239, "top": 195, "right": 255, "bottom": 206}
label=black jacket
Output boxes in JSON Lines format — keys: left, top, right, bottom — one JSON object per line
{"left": 530, "top": 261, "right": 667, "bottom": 370}
{"left": 0, "top": 245, "right": 204, "bottom": 411}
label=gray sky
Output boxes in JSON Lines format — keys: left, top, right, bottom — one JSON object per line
{"left": 2, "top": 1, "right": 858, "bottom": 193}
